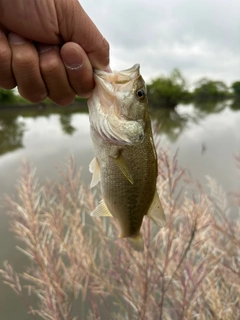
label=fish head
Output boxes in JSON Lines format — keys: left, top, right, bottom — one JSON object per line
{"left": 88, "top": 64, "right": 149, "bottom": 146}
{"left": 113, "top": 65, "right": 148, "bottom": 120}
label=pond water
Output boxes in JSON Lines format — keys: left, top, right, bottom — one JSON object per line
{"left": 0, "top": 100, "right": 240, "bottom": 319}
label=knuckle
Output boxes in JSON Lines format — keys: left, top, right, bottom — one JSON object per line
{"left": 98, "top": 36, "right": 110, "bottom": 58}
{"left": 0, "top": 80, "right": 16, "bottom": 90}
{"left": 40, "top": 57, "right": 60, "bottom": 76}
{"left": 0, "top": 47, "right": 11, "bottom": 65}
{"left": 18, "top": 88, "right": 47, "bottom": 104}
{"left": 101, "top": 37, "right": 110, "bottom": 53}
{"left": 13, "top": 51, "right": 37, "bottom": 69}
{"left": 52, "top": 94, "right": 75, "bottom": 106}
{"left": 28, "top": 96, "right": 46, "bottom": 104}
{"left": 0, "top": 48, "right": 15, "bottom": 89}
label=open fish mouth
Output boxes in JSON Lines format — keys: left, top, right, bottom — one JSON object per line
{"left": 94, "top": 64, "right": 140, "bottom": 82}
{"left": 88, "top": 64, "right": 146, "bottom": 146}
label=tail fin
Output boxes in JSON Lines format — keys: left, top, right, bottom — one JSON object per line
{"left": 128, "top": 233, "right": 144, "bottom": 252}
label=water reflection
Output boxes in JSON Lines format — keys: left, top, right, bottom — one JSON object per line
{"left": 59, "top": 113, "right": 76, "bottom": 135}
{"left": 150, "top": 99, "right": 240, "bottom": 142}
{"left": 0, "top": 102, "right": 88, "bottom": 156}
{"left": 230, "top": 99, "right": 240, "bottom": 111}
{"left": 193, "top": 100, "right": 231, "bottom": 120}
{"left": 150, "top": 107, "right": 189, "bottom": 141}
{"left": 0, "top": 110, "right": 25, "bottom": 155}
{"left": 0, "top": 100, "right": 240, "bottom": 156}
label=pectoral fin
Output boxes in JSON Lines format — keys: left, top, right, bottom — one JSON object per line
{"left": 113, "top": 153, "right": 134, "bottom": 185}
{"left": 89, "top": 157, "right": 101, "bottom": 188}
{"left": 91, "top": 200, "right": 112, "bottom": 217}
{"left": 147, "top": 191, "right": 166, "bottom": 227}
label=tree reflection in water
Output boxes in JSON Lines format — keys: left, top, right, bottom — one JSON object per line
{"left": 150, "top": 99, "right": 240, "bottom": 142}
{"left": 150, "top": 107, "right": 189, "bottom": 142}
{"left": 59, "top": 114, "right": 76, "bottom": 135}
{"left": 0, "top": 100, "right": 240, "bottom": 156}
{"left": 0, "top": 103, "right": 87, "bottom": 156}
{"left": 230, "top": 99, "right": 240, "bottom": 111}
{"left": 0, "top": 111, "right": 25, "bottom": 155}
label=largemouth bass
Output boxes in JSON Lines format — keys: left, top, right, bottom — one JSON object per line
{"left": 88, "top": 64, "right": 165, "bottom": 251}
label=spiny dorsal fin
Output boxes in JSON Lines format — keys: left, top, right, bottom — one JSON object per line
{"left": 89, "top": 157, "right": 101, "bottom": 188}
{"left": 146, "top": 191, "right": 166, "bottom": 227}
{"left": 91, "top": 200, "right": 112, "bottom": 217}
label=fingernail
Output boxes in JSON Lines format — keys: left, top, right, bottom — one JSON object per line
{"left": 63, "top": 47, "right": 83, "bottom": 70}
{"left": 104, "top": 65, "right": 112, "bottom": 73}
{"left": 8, "top": 32, "right": 26, "bottom": 44}
{"left": 38, "top": 43, "right": 53, "bottom": 53}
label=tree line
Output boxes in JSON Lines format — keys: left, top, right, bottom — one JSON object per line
{"left": 1, "top": 69, "right": 240, "bottom": 108}
{"left": 147, "top": 69, "right": 240, "bottom": 108}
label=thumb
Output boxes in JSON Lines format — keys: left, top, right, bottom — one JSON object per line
{"left": 56, "top": 0, "right": 110, "bottom": 70}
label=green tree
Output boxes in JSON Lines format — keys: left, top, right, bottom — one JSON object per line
{"left": 147, "top": 68, "right": 188, "bottom": 108}
{"left": 193, "top": 79, "right": 229, "bottom": 100}
{"left": 0, "top": 89, "right": 17, "bottom": 104}
{"left": 231, "top": 81, "right": 240, "bottom": 99}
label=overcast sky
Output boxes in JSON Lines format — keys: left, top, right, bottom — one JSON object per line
{"left": 81, "top": 0, "right": 240, "bottom": 86}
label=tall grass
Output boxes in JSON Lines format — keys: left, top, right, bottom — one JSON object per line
{"left": 1, "top": 141, "right": 240, "bottom": 319}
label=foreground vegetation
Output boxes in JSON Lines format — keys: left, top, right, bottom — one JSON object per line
{"left": 1, "top": 136, "right": 240, "bottom": 319}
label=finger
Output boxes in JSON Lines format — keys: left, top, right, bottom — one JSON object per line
{"left": 8, "top": 32, "right": 47, "bottom": 103}
{"left": 61, "top": 42, "right": 94, "bottom": 98}
{"left": 56, "top": 1, "right": 110, "bottom": 70}
{"left": 86, "top": 35, "right": 110, "bottom": 72}
{"left": 0, "top": 28, "right": 16, "bottom": 89}
{"left": 38, "top": 44, "right": 75, "bottom": 106}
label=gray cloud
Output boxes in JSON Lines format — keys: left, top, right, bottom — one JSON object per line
{"left": 81, "top": 0, "right": 240, "bottom": 85}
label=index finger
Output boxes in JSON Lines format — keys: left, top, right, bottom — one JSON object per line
{"left": 56, "top": 0, "right": 110, "bottom": 70}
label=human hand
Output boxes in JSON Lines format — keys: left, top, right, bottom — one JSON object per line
{"left": 0, "top": 0, "right": 110, "bottom": 105}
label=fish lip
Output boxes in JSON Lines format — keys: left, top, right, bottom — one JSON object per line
{"left": 94, "top": 64, "right": 140, "bottom": 77}
{"left": 93, "top": 73, "right": 115, "bottom": 97}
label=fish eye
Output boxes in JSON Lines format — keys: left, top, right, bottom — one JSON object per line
{"left": 136, "top": 89, "right": 145, "bottom": 100}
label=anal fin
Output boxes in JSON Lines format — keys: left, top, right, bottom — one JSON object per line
{"left": 91, "top": 200, "right": 112, "bottom": 217}
{"left": 146, "top": 191, "right": 166, "bottom": 227}
{"left": 89, "top": 157, "right": 101, "bottom": 188}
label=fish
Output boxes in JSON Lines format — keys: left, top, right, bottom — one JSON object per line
{"left": 87, "top": 64, "right": 165, "bottom": 251}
